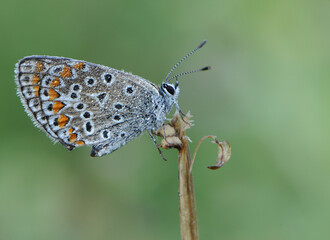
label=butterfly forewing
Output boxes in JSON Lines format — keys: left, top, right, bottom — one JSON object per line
{"left": 15, "top": 56, "right": 161, "bottom": 155}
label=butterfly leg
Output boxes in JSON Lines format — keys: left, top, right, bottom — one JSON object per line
{"left": 147, "top": 130, "right": 167, "bottom": 161}
{"left": 161, "top": 124, "right": 171, "bottom": 145}
{"left": 174, "top": 102, "right": 191, "bottom": 126}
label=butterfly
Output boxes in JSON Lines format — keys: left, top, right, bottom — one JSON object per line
{"left": 15, "top": 40, "right": 209, "bottom": 158}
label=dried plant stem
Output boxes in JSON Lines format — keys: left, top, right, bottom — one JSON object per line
{"left": 178, "top": 136, "right": 199, "bottom": 240}
{"left": 155, "top": 112, "right": 199, "bottom": 240}
{"left": 156, "top": 111, "right": 230, "bottom": 240}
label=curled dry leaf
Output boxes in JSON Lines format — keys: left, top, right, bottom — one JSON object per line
{"left": 207, "top": 139, "right": 231, "bottom": 170}
{"left": 190, "top": 136, "right": 231, "bottom": 173}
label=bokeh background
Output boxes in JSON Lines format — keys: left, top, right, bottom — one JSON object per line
{"left": 1, "top": 0, "right": 329, "bottom": 239}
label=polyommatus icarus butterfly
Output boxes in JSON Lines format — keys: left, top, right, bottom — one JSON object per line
{"left": 15, "top": 41, "right": 209, "bottom": 158}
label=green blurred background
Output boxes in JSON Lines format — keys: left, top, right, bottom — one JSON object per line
{"left": 1, "top": 0, "right": 329, "bottom": 239}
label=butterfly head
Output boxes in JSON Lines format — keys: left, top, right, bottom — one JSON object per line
{"left": 160, "top": 81, "right": 180, "bottom": 113}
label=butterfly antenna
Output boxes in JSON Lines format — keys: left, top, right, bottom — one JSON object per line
{"left": 166, "top": 66, "right": 211, "bottom": 83}
{"left": 164, "top": 40, "right": 207, "bottom": 82}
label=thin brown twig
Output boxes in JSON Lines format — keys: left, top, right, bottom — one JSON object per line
{"left": 156, "top": 111, "right": 198, "bottom": 240}
{"left": 155, "top": 111, "right": 231, "bottom": 240}
{"left": 178, "top": 134, "right": 199, "bottom": 240}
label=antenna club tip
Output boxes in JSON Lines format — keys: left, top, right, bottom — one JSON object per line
{"left": 201, "top": 66, "right": 211, "bottom": 71}
{"left": 198, "top": 40, "right": 207, "bottom": 49}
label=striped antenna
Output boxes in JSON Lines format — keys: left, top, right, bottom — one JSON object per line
{"left": 164, "top": 40, "right": 207, "bottom": 82}
{"left": 166, "top": 66, "right": 211, "bottom": 83}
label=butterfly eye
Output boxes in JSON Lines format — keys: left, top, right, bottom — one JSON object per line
{"left": 163, "top": 83, "right": 175, "bottom": 95}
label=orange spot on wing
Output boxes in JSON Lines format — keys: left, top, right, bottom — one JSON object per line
{"left": 69, "top": 133, "right": 77, "bottom": 143}
{"left": 60, "top": 66, "right": 72, "bottom": 78}
{"left": 58, "top": 115, "right": 69, "bottom": 128}
{"left": 36, "top": 62, "right": 44, "bottom": 72}
{"left": 68, "top": 127, "right": 74, "bottom": 134}
{"left": 53, "top": 101, "right": 64, "bottom": 113}
{"left": 50, "top": 77, "right": 60, "bottom": 87}
{"left": 76, "top": 140, "right": 85, "bottom": 146}
{"left": 48, "top": 89, "right": 59, "bottom": 100}
{"left": 74, "top": 62, "right": 85, "bottom": 70}
{"left": 32, "top": 75, "right": 40, "bottom": 84}
{"left": 33, "top": 86, "right": 40, "bottom": 96}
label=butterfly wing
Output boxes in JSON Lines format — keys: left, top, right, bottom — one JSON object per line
{"left": 15, "top": 56, "right": 161, "bottom": 156}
